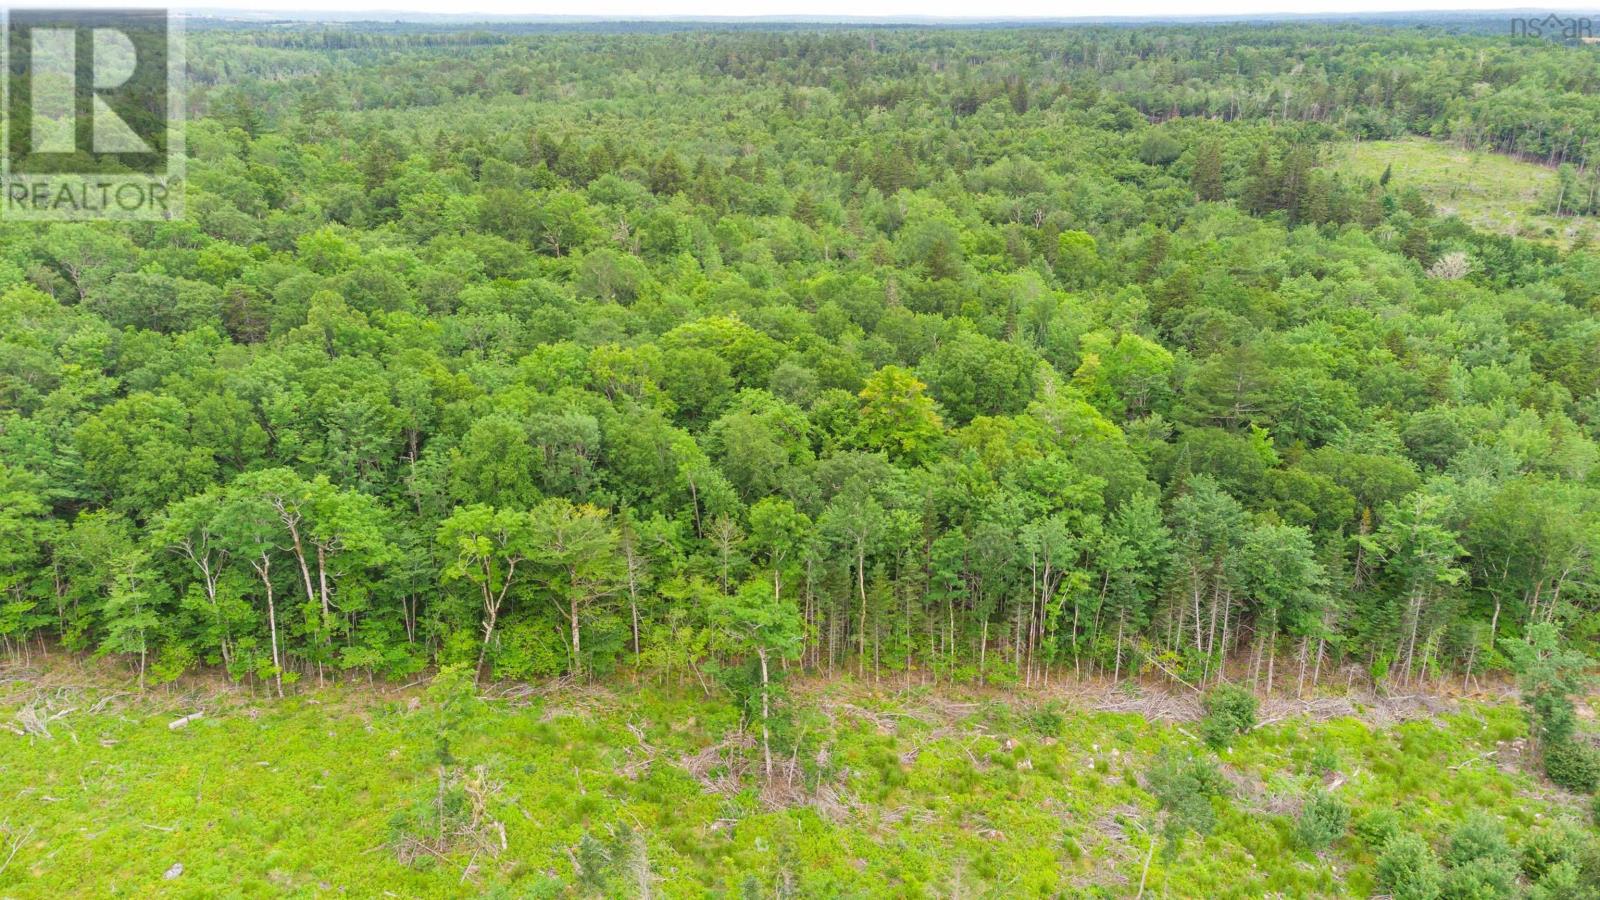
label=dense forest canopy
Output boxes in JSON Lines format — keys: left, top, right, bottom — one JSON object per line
{"left": 3, "top": 21, "right": 1600, "bottom": 710}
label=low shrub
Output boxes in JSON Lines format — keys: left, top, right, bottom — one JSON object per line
{"left": 1295, "top": 791, "right": 1349, "bottom": 852}
{"left": 1147, "top": 751, "right": 1230, "bottom": 844}
{"left": 1200, "top": 683, "right": 1258, "bottom": 749}
{"left": 1520, "top": 822, "right": 1586, "bottom": 882}
{"left": 1440, "top": 856, "right": 1518, "bottom": 900}
{"left": 1376, "top": 833, "right": 1444, "bottom": 900}
{"left": 1445, "top": 814, "right": 1516, "bottom": 869}
{"left": 1527, "top": 861, "right": 1585, "bottom": 900}
{"left": 1308, "top": 744, "right": 1341, "bottom": 777}
{"left": 1542, "top": 739, "right": 1600, "bottom": 794}
{"left": 1355, "top": 808, "right": 1403, "bottom": 850}
{"left": 1025, "top": 702, "right": 1066, "bottom": 736}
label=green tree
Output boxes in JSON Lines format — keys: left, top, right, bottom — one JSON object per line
{"left": 853, "top": 366, "right": 944, "bottom": 464}
{"left": 529, "top": 499, "right": 622, "bottom": 676}
{"left": 710, "top": 578, "right": 804, "bottom": 780}
{"left": 438, "top": 504, "right": 536, "bottom": 681}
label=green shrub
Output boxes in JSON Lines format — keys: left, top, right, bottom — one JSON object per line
{"left": 1295, "top": 791, "right": 1349, "bottom": 852}
{"left": 1308, "top": 744, "right": 1341, "bottom": 777}
{"left": 491, "top": 616, "right": 567, "bottom": 680}
{"left": 1439, "top": 815, "right": 1519, "bottom": 900}
{"left": 1542, "top": 739, "right": 1600, "bottom": 793}
{"left": 1440, "top": 856, "right": 1518, "bottom": 900}
{"left": 1526, "top": 861, "right": 1585, "bottom": 900}
{"left": 1521, "top": 822, "right": 1586, "bottom": 882}
{"left": 1445, "top": 814, "right": 1516, "bottom": 869}
{"left": 1376, "top": 833, "right": 1444, "bottom": 900}
{"left": 1355, "top": 808, "right": 1404, "bottom": 850}
{"left": 1147, "top": 751, "right": 1229, "bottom": 844}
{"left": 1025, "top": 702, "right": 1066, "bottom": 736}
{"left": 1200, "top": 683, "right": 1258, "bottom": 749}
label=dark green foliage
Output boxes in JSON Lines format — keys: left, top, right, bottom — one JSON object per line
{"left": 1377, "top": 833, "right": 1445, "bottom": 900}
{"left": 1146, "top": 751, "right": 1229, "bottom": 845}
{"left": 0, "top": 22, "right": 1596, "bottom": 775}
{"left": 1441, "top": 856, "right": 1518, "bottom": 900}
{"left": 1520, "top": 822, "right": 1590, "bottom": 883}
{"left": 1356, "top": 808, "right": 1405, "bottom": 851}
{"left": 1440, "top": 815, "right": 1520, "bottom": 900}
{"left": 1541, "top": 740, "right": 1600, "bottom": 794}
{"left": 1444, "top": 815, "right": 1516, "bottom": 870}
{"left": 1295, "top": 791, "right": 1349, "bottom": 852}
{"left": 1505, "top": 624, "right": 1592, "bottom": 753}
{"left": 1504, "top": 623, "right": 1598, "bottom": 795}
{"left": 1200, "top": 684, "right": 1258, "bottom": 749}
{"left": 1025, "top": 702, "right": 1067, "bottom": 737}
{"left": 1526, "top": 861, "right": 1588, "bottom": 900}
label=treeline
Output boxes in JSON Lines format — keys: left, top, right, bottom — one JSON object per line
{"left": 2, "top": 26, "right": 1599, "bottom": 696}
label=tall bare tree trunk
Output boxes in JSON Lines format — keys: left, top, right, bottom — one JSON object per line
{"left": 759, "top": 647, "right": 772, "bottom": 780}
{"left": 856, "top": 548, "right": 867, "bottom": 678}
{"left": 254, "top": 553, "right": 283, "bottom": 698}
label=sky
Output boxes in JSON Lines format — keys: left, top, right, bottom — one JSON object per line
{"left": 3, "top": 0, "right": 1579, "bottom": 19}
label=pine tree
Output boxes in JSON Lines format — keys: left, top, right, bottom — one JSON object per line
{"left": 1192, "top": 141, "right": 1225, "bottom": 202}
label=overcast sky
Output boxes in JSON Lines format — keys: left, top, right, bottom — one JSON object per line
{"left": 4, "top": 0, "right": 1575, "bottom": 19}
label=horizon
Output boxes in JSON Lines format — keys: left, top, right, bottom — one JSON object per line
{"left": 12, "top": 2, "right": 1600, "bottom": 25}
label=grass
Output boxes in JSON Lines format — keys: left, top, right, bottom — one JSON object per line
{"left": 0, "top": 666, "right": 1595, "bottom": 897}
{"left": 1327, "top": 137, "right": 1596, "bottom": 247}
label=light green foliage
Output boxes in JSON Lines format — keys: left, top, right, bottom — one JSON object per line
{"left": 4, "top": 23, "right": 1600, "bottom": 713}
{"left": 852, "top": 365, "right": 943, "bottom": 463}
{"left": 1, "top": 19, "right": 1599, "bottom": 897}
{"left": 3, "top": 679, "right": 1597, "bottom": 897}
{"left": 1330, "top": 139, "right": 1594, "bottom": 246}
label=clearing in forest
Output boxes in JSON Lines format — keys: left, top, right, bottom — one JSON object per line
{"left": 2, "top": 666, "right": 1595, "bottom": 898}
{"left": 1329, "top": 137, "right": 1595, "bottom": 246}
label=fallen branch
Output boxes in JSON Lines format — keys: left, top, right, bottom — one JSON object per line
{"left": 1449, "top": 751, "right": 1497, "bottom": 771}
{"left": 168, "top": 711, "right": 204, "bottom": 731}
{"left": 1143, "top": 656, "right": 1202, "bottom": 694}
{"left": 0, "top": 821, "right": 34, "bottom": 877}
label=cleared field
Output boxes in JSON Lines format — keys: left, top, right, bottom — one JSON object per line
{"left": 1, "top": 668, "right": 1595, "bottom": 897}
{"left": 1328, "top": 138, "right": 1595, "bottom": 246}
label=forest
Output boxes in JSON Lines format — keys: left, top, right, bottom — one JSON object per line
{"left": 3, "top": 17, "right": 1600, "bottom": 897}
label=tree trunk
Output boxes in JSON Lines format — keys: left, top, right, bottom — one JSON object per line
{"left": 856, "top": 547, "right": 867, "bottom": 678}
{"left": 758, "top": 646, "right": 772, "bottom": 781}
{"left": 570, "top": 595, "right": 583, "bottom": 677}
{"left": 1113, "top": 612, "right": 1125, "bottom": 681}
{"left": 255, "top": 553, "right": 283, "bottom": 699}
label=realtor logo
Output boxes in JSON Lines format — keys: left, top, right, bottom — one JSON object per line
{"left": 2, "top": 8, "right": 184, "bottom": 220}
{"left": 1509, "top": 13, "right": 1594, "bottom": 40}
